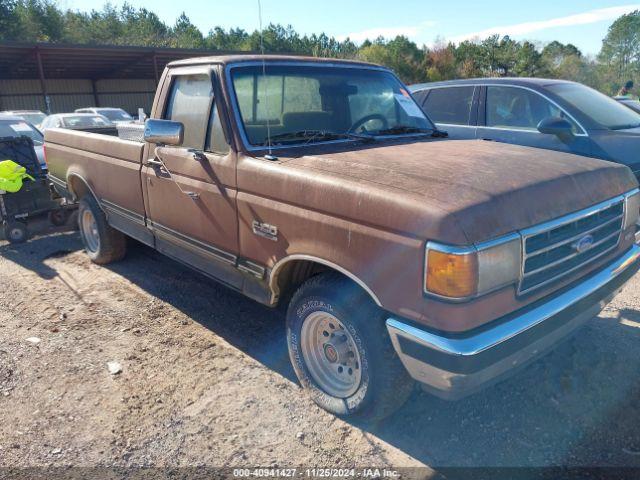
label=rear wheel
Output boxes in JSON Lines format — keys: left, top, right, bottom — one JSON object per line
{"left": 4, "top": 222, "right": 28, "bottom": 244}
{"left": 78, "top": 196, "right": 126, "bottom": 264}
{"left": 286, "top": 273, "right": 414, "bottom": 420}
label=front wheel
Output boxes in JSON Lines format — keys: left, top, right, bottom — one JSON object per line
{"left": 78, "top": 196, "right": 126, "bottom": 264}
{"left": 286, "top": 273, "right": 414, "bottom": 420}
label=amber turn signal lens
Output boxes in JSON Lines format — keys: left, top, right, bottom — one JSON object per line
{"left": 426, "top": 250, "right": 478, "bottom": 298}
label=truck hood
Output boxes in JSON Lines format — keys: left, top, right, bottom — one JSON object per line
{"left": 283, "top": 139, "right": 637, "bottom": 244}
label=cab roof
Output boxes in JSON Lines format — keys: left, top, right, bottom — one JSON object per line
{"left": 168, "top": 54, "right": 380, "bottom": 69}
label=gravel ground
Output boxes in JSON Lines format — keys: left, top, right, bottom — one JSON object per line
{"left": 1, "top": 223, "right": 640, "bottom": 475}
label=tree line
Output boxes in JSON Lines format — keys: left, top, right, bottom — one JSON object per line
{"left": 1, "top": 0, "right": 639, "bottom": 94}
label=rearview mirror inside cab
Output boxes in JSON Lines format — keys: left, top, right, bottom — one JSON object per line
{"left": 144, "top": 119, "right": 184, "bottom": 146}
{"left": 537, "top": 117, "right": 574, "bottom": 137}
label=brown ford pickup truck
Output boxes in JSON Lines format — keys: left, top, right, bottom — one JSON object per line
{"left": 45, "top": 55, "right": 640, "bottom": 420}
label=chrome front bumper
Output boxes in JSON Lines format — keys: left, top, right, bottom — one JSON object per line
{"left": 387, "top": 244, "right": 640, "bottom": 400}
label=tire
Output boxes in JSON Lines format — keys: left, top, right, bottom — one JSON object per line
{"left": 4, "top": 222, "right": 28, "bottom": 244}
{"left": 48, "top": 209, "right": 68, "bottom": 227}
{"left": 78, "top": 195, "right": 126, "bottom": 264}
{"left": 286, "top": 273, "right": 414, "bottom": 421}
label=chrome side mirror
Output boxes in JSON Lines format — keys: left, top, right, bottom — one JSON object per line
{"left": 144, "top": 119, "right": 184, "bottom": 146}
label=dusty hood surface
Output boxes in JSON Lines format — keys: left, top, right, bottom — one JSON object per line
{"left": 283, "top": 139, "right": 638, "bottom": 244}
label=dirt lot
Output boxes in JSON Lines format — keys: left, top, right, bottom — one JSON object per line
{"left": 1, "top": 224, "right": 640, "bottom": 474}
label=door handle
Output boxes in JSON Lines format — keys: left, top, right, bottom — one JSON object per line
{"left": 145, "top": 158, "right": 164, "bottom": 168}
{"left": 187, "top": 149, "right": 208, "bottom": 162}
{"left": 145, "top": 157, "right": 200, "bottom": 200}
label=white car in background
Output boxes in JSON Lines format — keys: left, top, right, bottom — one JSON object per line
{"left": 74, "top": 107, "right": 133, "bottom": 124}
{"left": 40, "top": 113, "right": 116, "bottom": 135}
{"left": 0, "top": 110, "right": 47, "bottom": 129}
{"left": 0, "top": 116, "right": 46, "bottom": 169}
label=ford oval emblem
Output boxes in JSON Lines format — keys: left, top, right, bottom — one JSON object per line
{"left": 573, "top": 234, "right": 595, "bottom": 253}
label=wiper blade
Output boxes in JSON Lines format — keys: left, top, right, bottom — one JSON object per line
{"left": 610, "top": 124, "right": 640, "bottom": 130}
{"left": 374, "top": 125, "right": 434, "bottom": 136}
{"left": 262, "top": 130, "right": 375, "bottom": 146}
{"left": 431, "top": 129, "right": 449, "bottom": 138}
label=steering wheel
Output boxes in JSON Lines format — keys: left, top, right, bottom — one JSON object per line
{"left": 349, "top": 114, "right": 389, "bottom": 133}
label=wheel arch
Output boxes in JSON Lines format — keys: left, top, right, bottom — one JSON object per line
{"left": 269, "top": 254, "right": 382, "bottom": 307}
{"left": 67, "top": 173, "right": 100, "bottom": 206}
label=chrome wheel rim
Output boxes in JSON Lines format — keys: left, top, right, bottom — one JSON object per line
{"left": 81, "top": 209, "right": 100, "bottom": 253}
{"left": 300, "top": 311, "right": 362, "bottom": 398}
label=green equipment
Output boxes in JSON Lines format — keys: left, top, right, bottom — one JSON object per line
{"left": 0, "top": 159, "right": 35, "bottom": 193}
{"left": 0, "top": 137, "right": 75, "bottom": 244}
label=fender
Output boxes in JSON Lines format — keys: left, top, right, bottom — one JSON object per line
{"left": 269, "top": 254, "right": 382, "bottom": 307}
{"left": 66, "top": 171, "right": 101, "bottom": 205}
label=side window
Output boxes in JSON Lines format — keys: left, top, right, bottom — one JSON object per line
{"left": 207, "top": 105, "right": 230, "bottom": 155}
{"left": 486, "top": 86, "right": 578, "bottom": 131}
{"left": 164, "top": 74, "right": 213, "bottom": 149}
{"left": 423, "top": 87, "right": 475, "bottom": 125}
{"left": 256, "top": 75, "right": 284, "bottom": 123}
{"left": 232, "top": 72, "right": 324, "bottom": 144}
{"left": 233, "top": 73, "right": 322, "bottom": 125}
{"left": 411, "top": 89, "right": 429, "bottom": 107}
{"left": 283, "top": 76, "right": 322, "bottom": 114}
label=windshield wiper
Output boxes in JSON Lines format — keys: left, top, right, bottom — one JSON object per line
{"left": 610, "top": 123, "right": 640, "bottom": 131}
{"left": 262, "top": 130, "right": 375, "bottom": 146}
{"left": 373, "top": 125, "right": 437, "bottom": 137}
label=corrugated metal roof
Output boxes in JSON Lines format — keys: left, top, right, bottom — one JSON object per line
{"left": 0, "top": 42, "right": 247, "bottom": 80}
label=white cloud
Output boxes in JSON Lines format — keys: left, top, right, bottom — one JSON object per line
{"left": 339, "top": 20, "right": 436, "bottom": 43}
{"left": 450, "top": 4, "right": 640, "bottom": 44}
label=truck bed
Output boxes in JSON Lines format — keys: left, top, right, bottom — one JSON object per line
{"left": 45, "top": 128, "right": 146, "bottom": 233}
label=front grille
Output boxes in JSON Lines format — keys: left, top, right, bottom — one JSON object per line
{"left": 519, "top": 199, "right": 624, "bottom": 294}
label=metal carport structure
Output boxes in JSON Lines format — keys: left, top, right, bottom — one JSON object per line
{"left": 0, "top": 42, "right": 237, "bottom": 115}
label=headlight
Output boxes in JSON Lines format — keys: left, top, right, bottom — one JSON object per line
{"left": 425, "top": 234, "right": 522, "bottom": 301}
{"left": 623, "top": 189, "right": 640, "bottom": 230}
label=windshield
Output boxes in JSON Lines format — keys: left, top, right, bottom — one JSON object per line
{"left": 230, "top": 65, "right": 433, "bottom": 147}
{"left": 0, "top": 120, "right": 44, "bottom": 145}
{"left": 98, "top": 109, "right": 133, "bottom": 121}
{"left": 547, "top": 83, "right": 640, "bottom": 130}
{"left": 62, "top": 115, "right": 112, "bottom": 128}
{"left": 17, "top": 112, "right": 46, "bottom": 125}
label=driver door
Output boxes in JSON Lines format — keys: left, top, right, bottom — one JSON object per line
{"left": 141, "top": 67, "right": 241, "bottom": 288}
{"left": 476, "top": 85, "right": 591, "bottom": 156}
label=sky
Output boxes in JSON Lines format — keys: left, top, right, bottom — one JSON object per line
{"left": 58, "top": 0, "right": 640, "bottom": 55}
